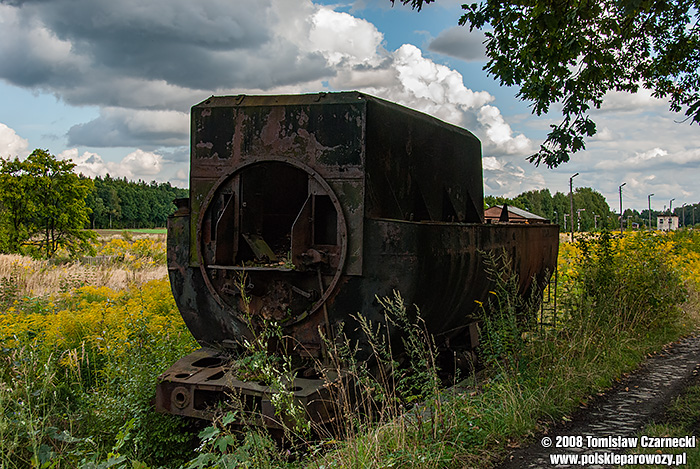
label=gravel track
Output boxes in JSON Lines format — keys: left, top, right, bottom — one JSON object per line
{"left": 498, "top": 336, "right": 700, "bottom": 468}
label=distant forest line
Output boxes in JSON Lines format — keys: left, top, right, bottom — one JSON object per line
{"left": 89, "top": 181, "right": 698, "bottom": 232}
{"left": 87, "top": 175, "right": 188, "bottom": 229}
{"left": 487, "top": 188, "right": 700, "bottom": 230}
{"left": 2, "top": 147, "right": 695, "bottom": 261}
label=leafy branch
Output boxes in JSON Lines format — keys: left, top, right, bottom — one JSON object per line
{"left": 393, "top": 0, "right": 700, "bottom": 167}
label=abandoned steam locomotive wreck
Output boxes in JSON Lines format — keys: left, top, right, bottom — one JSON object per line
{"left": 156, "top": 92, "right": 559, "bottom": 428}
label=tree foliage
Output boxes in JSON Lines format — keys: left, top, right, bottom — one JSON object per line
{"left": 0, "top": 158, "right": 33, "bottom": 252}
{"left": 0, "top": 150, "right": 188, "bottom": 257}
{"left": 87, "top": 176, "right": 188, "bottom": 229}
{"left": 485, "top": 186, "right": 615, "bottom": 230}
{"left": 0, "top": 149, "right": 95, "bottom": 258}
{"left": 485, "top": 187, "right": 699, "bottom": 231}
{"left": 393, "top": 0, "right": 700, "bottom": 167}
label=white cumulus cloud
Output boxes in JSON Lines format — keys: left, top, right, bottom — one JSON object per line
{"left": 0, "top": 123, "right": 29, "bottom": 159}
{"left": 59, "top": 148, "right": 163, "bottom": 179}
{"left": 482, "top": 156, "right": 503, "bottom": 171}
{"left": 478, "top": 105, "right": 533, "bottom": 155}
{"left": 1, "top": 0, "right": 537, "bottom": 183}
{"left": 308, "top": 8, "right": 385, "bottom": 67}
{"left": 122, "top": 149, "right": 163, "bottom": 176}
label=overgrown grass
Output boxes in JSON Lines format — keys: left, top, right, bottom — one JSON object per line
{"left": 301, "top": 230, "right": 700, "bottom": 468}
{"left": 0, "top": 234, "right": 196, "bottom": 468}
{"left": 0, "top": 277, "right": 199, "bottom": 468}
{"left": 1, "top": 230, "right": 700, "bottom": 467}
{"left": 95, "top": 228, "right": 167, "bottom": 237}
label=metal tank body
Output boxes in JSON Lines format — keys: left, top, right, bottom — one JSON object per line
{"left": 157, "top": 92, "right": 559, "bottom": 421}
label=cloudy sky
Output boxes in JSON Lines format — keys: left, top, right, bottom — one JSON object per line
{"left": 0, "top": 0, "right": 698, "bottom": 212}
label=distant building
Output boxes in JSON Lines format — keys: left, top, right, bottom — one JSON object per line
{"left": 484, "top": 204, "right": 549, "bottom": 224}
{"left": 657, "top": 215, "right": 679, "bottom": 231}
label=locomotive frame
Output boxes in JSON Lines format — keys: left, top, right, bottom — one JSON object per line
{"left": 156, "top": 92, "right": 559, "bottom": 425}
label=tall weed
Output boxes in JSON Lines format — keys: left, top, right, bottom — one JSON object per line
{"left": 311, "top": 231, "right": 697, "bottom": 468}
{"left": 0, "top": 277, "right": 198, "bottom": 468}
{"left": 1, "top": 229, "right": 699, "bottom": 468}
{"left": 566, "top": 230, "right": 686, "bottom": 334}
{"left": 476, "top": 249, "right": 538, "bottom": 373}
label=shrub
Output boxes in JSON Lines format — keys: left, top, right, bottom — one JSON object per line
{"left": 567, "top": 230, "right": 687, "bottom": 334}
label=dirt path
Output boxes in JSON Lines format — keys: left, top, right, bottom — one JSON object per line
{"left": 497, "top": 336, "right": 700, "bottom": 468}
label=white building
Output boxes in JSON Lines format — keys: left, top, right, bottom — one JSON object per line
{"left": 657, "top": 216, "right": 679, "bottom": 231}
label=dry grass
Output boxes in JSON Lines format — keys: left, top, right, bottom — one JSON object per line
{"left": 0, "top": 234, "right": 167, "bottom": 298}
{"left": 680, "top": 282, "right": 700, "bottom": 334}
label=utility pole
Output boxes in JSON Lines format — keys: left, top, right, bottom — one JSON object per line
{"left": 577, "top": 208, "right": 585, "bottom": 231}
{"left": 648, "top": 193, "right": 654, "bottom": 231}
{"left": 682, "top": 203, "right": 687, "bottom": 227}
{"left": 619, "top": 182, "right": 626, "bottom": 235}
{"left": 670, "top": 198, "right": 676, "bottom": 230}
{"left": 593, "top": 212, "right": 599, "bottom": 230}
{"left": 570, "top": 173, "right": 579, "bottom": 241}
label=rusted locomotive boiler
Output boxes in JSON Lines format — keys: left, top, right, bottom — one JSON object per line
{"left": 156, "top": 92, "right": 559, "bottom": 423}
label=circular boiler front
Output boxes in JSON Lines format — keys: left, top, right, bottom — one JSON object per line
{"left": 197, "top": 158, "right": 348, "bottom": 325}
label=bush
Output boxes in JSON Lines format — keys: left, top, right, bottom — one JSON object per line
{"left": 567, "top": 230, "right": 687, "bottom": 333}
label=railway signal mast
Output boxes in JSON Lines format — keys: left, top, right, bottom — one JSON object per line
{"left": 570, "top": 173, "right": 579, "bottom": 241}
{"left": 619, "top": 182, "right": 626, "bottom": 234}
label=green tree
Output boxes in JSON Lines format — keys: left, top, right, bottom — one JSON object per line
{"left": 26, "top": 149, "right": 96, "bottom": 258}
{"left": 95, "top": 176, "right": 123, "bottom": 228}
{"left": 86, "top": 175, "right": 187, "bottom": 229}
{"left": 393, "top": 0, "right": 700, "bottom": 167}
{"left": 85, "top": 186, "right": 106, "bottom": 230}
{"left": 485, "top": 194, "right": 513, "bottom": 209}
{"left": 622, "top": 208, "right": 643, "bottom": 229}
{"left": 513, "top": 188, "right": 553, "bottom": 218}
{"left": 573, "top": 187, "right": 614, "bottom": 230}
{"left": 485, "top": 187, "right": 613, "bottom": 230}
{"left": 0, "top": 158, "right": 35, "bottom": 252}
{"left": 2, "top": 150, "right": 97, "bottom": 258}
{"left": 551, "top": 191, "right": 568, "bottom": 227}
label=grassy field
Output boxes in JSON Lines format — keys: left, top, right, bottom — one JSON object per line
{"left": 94, "top": 228, "right": 167, "bottom": 237}
{"left": 1, "top": 230, "right": 699, "bottom": 468}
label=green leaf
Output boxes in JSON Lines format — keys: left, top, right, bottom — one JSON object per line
{"left": 221, "top": 411, "right": 238, "bottom": 426}
{"left": 399, "top": 0, "right": 700, "bottom": 167}
{"left": 198, "top": 425, "right": 220, "bottom": 442}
